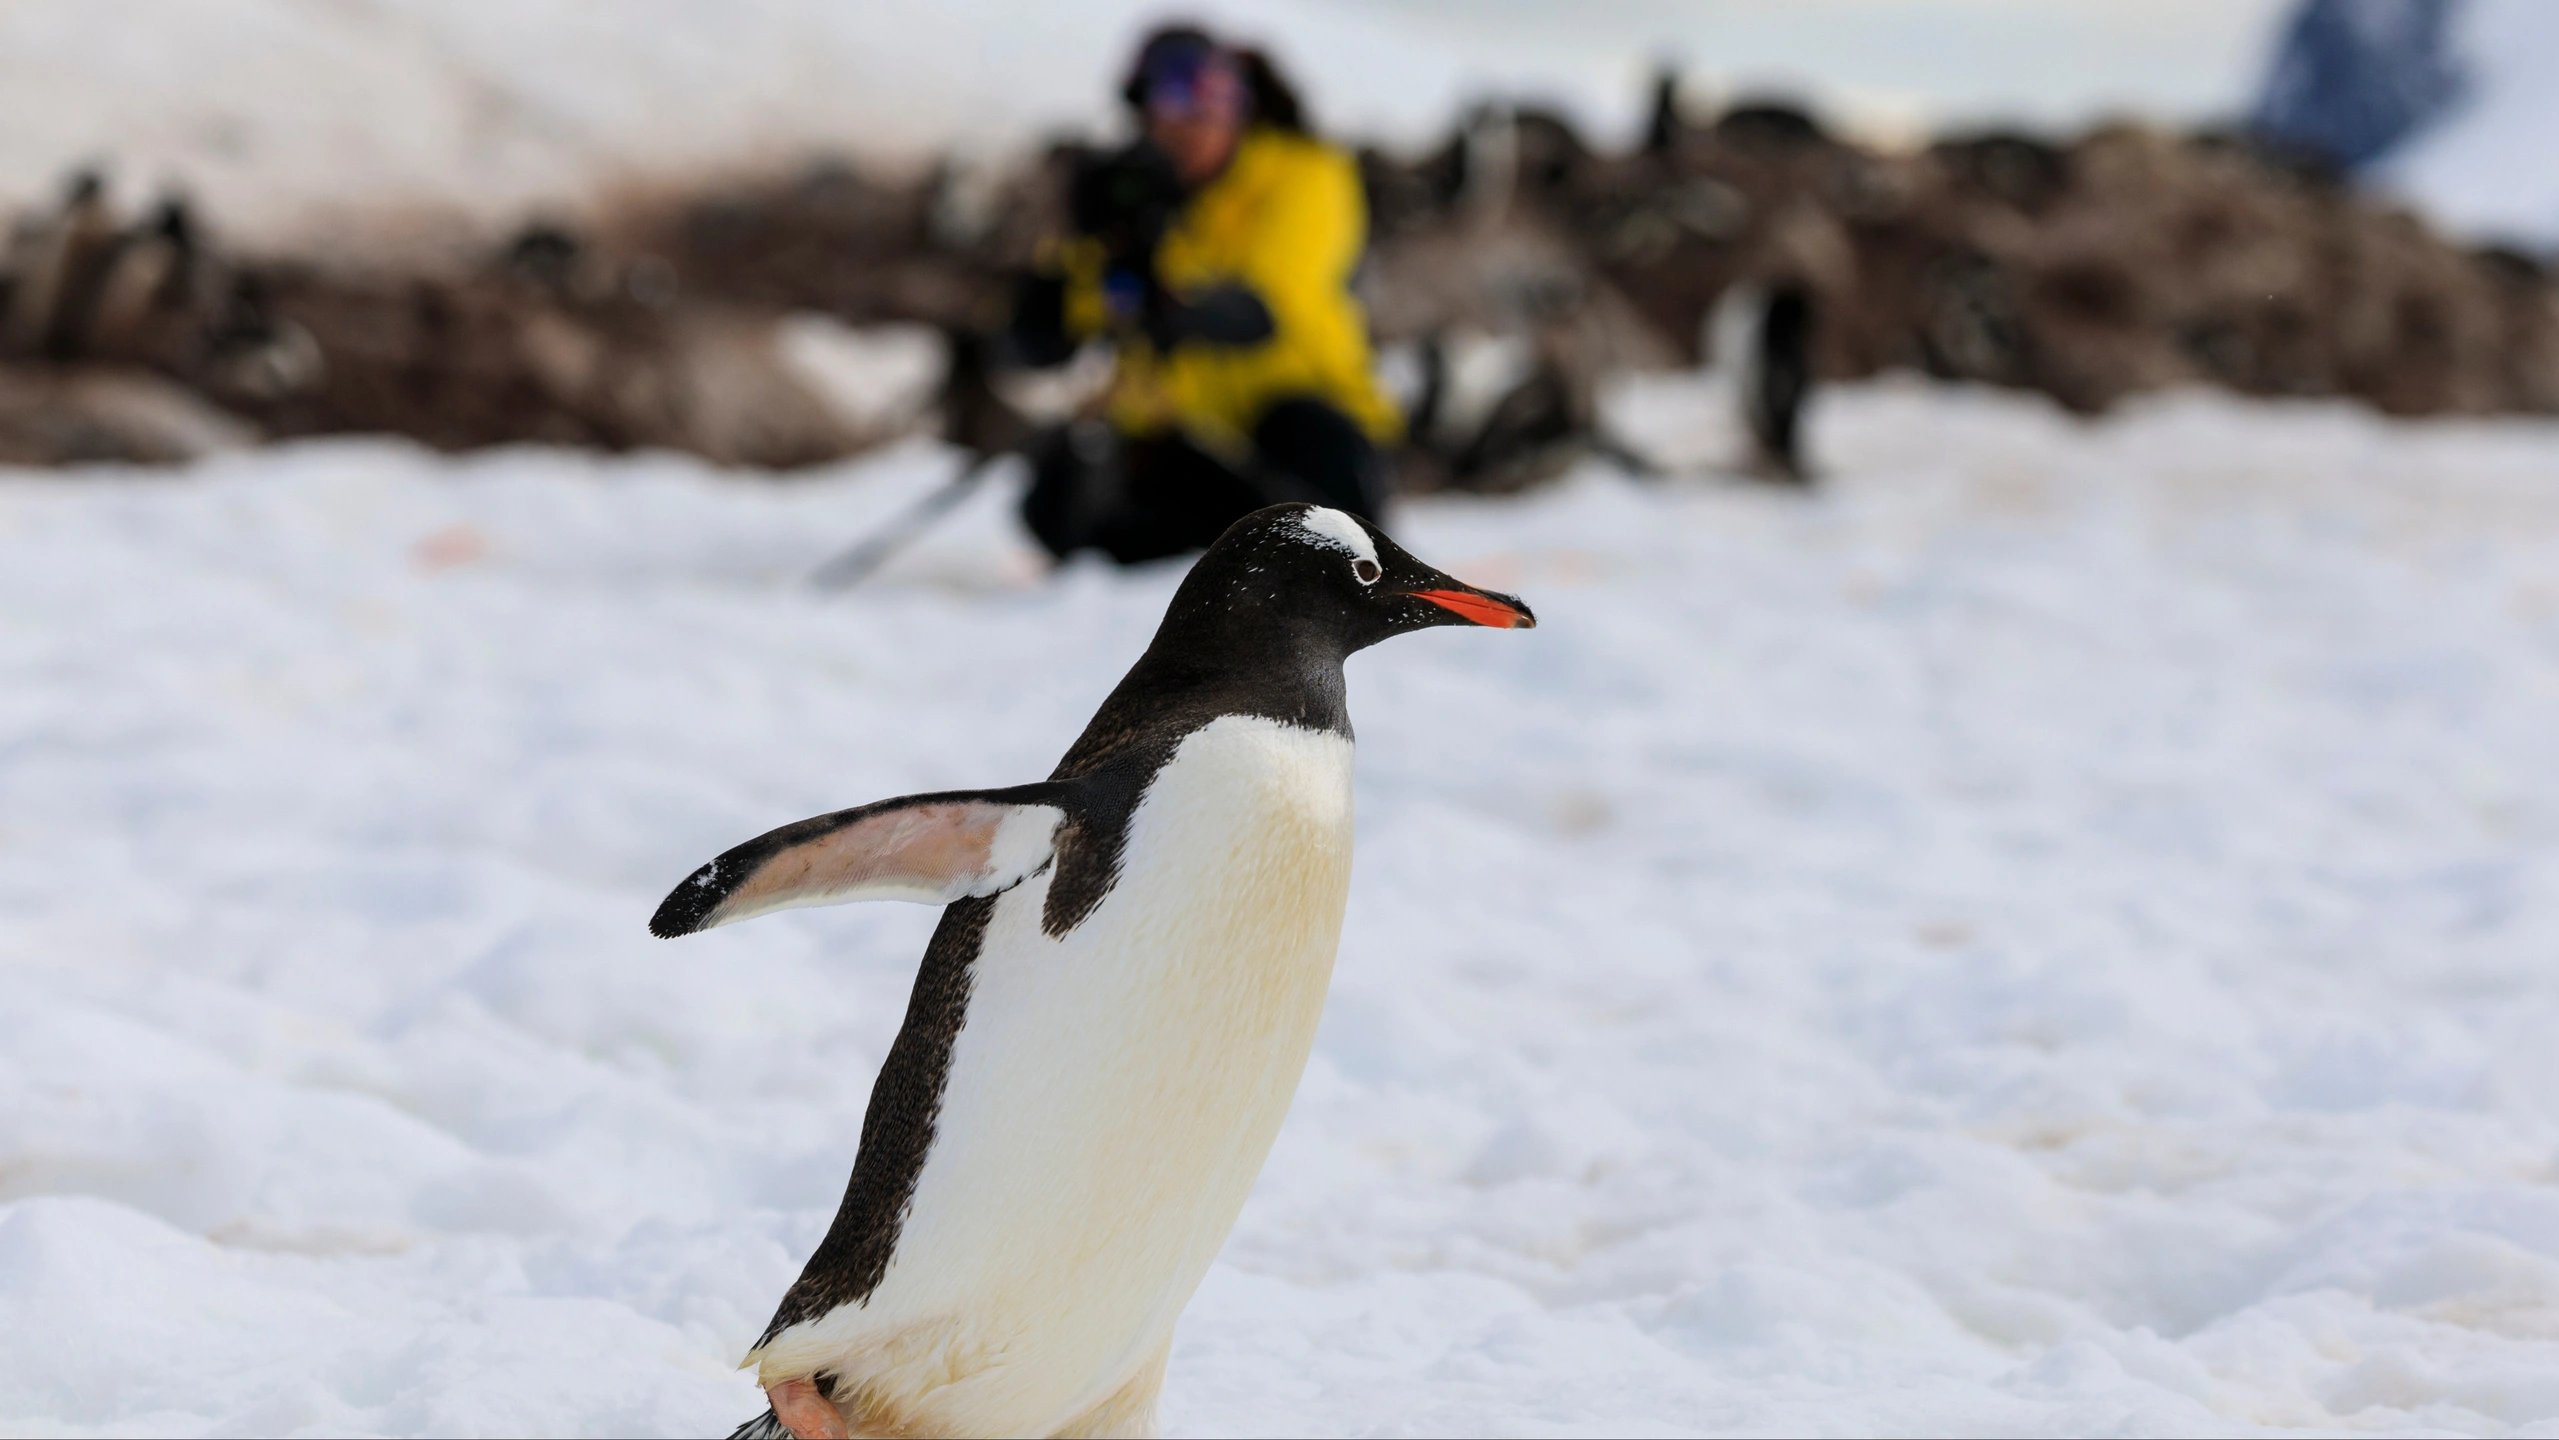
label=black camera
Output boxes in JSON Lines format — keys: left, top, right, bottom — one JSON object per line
{"left": 1069, "top": 140, "right": 1185, "bottom": 272}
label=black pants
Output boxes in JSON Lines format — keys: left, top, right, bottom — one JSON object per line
{"left": 1021, "top": 397, "right": 1383, "bottom": 565}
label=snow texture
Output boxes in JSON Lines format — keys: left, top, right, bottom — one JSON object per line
{"left": 0, "top": 0, "right": 1483, "bottom": 246}
{"left": 5, "top": 378, "right": 2559, "bottom": 1436}
{"left": 0, "top": 1, "right": 2297, "bottom": 248}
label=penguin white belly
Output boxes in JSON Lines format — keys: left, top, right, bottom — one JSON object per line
{"left": 757, "top": 714, "right": 1355, "bottom": 1436}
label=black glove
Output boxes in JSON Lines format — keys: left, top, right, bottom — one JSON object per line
{"left": 1139, "top": 280, "right": 1274, "bottom": 351}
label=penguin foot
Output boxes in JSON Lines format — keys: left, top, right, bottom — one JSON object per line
{"left": 767, "top": 1378, "right": 848, "bottom": 1440}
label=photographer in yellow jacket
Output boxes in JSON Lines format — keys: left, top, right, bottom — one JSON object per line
{"left": 1010, "top": 27, "right": 1400, "bottom": 564}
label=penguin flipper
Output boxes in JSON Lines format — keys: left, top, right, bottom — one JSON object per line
{"left": 650, "top": 785, "right": 1067, "bottom": 937}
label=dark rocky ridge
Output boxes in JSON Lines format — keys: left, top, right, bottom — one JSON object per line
{"left": 2, "top": 90, "right": 2551, "bottom": 480}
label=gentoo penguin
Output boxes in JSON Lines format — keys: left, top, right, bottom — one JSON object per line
{"left": 1745, "top": 283, "right": 1815, "bottom": 483}
{"left": 652, "top": 503, "right": 1532, "bottom": 1440}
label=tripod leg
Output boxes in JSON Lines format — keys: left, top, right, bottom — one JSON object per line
{"left": 809, "top": 451, "right": 1002, "bottom": 592}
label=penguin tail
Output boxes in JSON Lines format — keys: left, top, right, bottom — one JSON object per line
{"left": 727, "top": 1406, "right": 792, "bottom": 1439}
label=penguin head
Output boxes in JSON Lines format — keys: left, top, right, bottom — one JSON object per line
{"left": 1172, "top": 503, "right": 1535, "bottom": 661}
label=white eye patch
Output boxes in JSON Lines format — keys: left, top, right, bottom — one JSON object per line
{"left": 1294, "top": 506, "right": 1380, "bottom": 572}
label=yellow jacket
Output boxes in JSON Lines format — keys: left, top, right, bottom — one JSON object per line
{"left": 1064, "top": 127, "right": 1401, "bottom": 455}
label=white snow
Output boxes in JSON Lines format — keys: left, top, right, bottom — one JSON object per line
{"left": 0, "top": 0, "right": 1479, "bottom": 247}
{"left": 5, "top": 378, "right": 2559, "bottom": 1436}
{"left": 0, "top": 1, "right": 2294, "bottom": 249}
{"left": 771, "top": 320, "right": 946, "bottom": 441}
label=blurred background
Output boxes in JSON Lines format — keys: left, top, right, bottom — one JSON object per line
{"left": 0, "top": 0, "right": 2550, "bottom": 473}
{"left": 6, "top": 5, "right": 2559, "bottom": 1437}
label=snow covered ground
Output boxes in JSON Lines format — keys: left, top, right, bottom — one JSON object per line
{"left": 0, "top": 0, "right": 2291, "bottom": 249}
{"left": 4, "top": 377, "right": 2558, "bottom": 1436}
{"left": 0, "top": 0, "right": 1468, "bottom": 246}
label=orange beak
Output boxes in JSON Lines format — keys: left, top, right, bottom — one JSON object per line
{"left": 1411, "top": 588, "right": 1536, "bottom": 629}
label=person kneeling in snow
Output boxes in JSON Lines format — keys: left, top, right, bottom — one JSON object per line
{"left": 1009, "top": 27, "right": 1401, "bottom": 564}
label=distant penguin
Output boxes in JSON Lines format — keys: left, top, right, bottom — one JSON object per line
{"left": 84, "top": 197, "right": 196, "bottom": 359}
{"left": 652, "top": 504, "right": 1533, "bottom": 1440}
{"left": 1746, "top": 283, "right": 1815, "bottom": 482}
{"left": 3, "top": 169, "right": 117, "bottom": 359}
